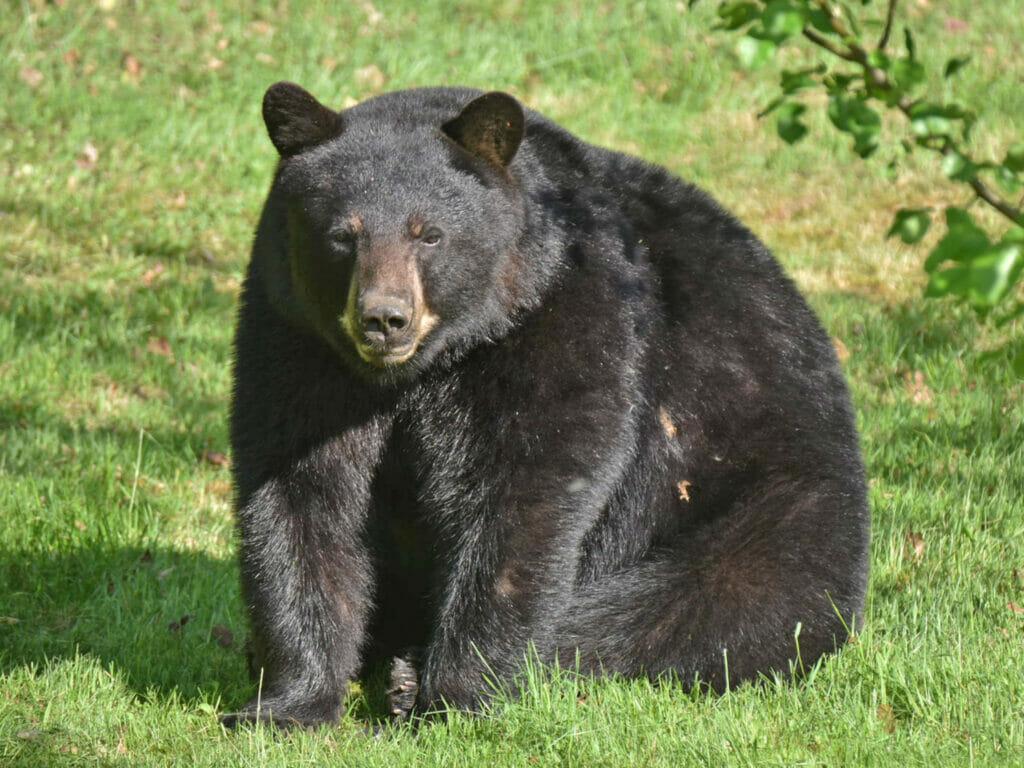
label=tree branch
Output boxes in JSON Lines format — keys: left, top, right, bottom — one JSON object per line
{"left": 799, "top": 1, "right": 1023, "bottom": 228}
{"left": 878, "top": 0, "right": 899, "bottom": 52}
{"left": 969, "top": 176, "right": 1024, "bottom": 226}
{"left": 801, "top": 27, "right": 860, "bottom": 63}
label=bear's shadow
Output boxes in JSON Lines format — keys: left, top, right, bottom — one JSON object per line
{"left": 0, "top": 542, "right": 406, "bottom": 724}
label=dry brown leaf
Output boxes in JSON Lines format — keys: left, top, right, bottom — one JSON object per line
{"left": 1008, "top": 602, "right": 1024, "bottom": 615}
{"left": 19, "top": 67, "right": 44, "bottom": 88}
{"left": 202, "top": 449, "right": 230, "bottom": 468}
{"left": 354, "top": 64, "right": 387, "bottom": 93}
{"left": 168, "top": 613, "right": 194, "bottom": 633}
{"left": 206, "top": 479, "right": 232, "bottom": 499}
{"left": 122, "top": 53, "right": 142, "bottom": 80}
{"left": 658, "top": 406, "right": 678, "bottom": 438}
{"left": 77, "top": 142, "right": 99, "bottom": 169}
{"left": 905, "top": 371, "right": 933, "bottom": 405}
{"left": 877, "top": 703, "right": 896, "bottom": 734}
{"left": 74, "top": 520, "right": 87, "bottom": 532}
{"left": 677, "top": 480, "right": 692, "bottom": 503}
{"left": 142, "top": 262, "right": 165, "bottom": 286}
{"left": 249, "top": 20, "right": 274, "bottom": 37}
{"left": 905, "top": 530, "right": 925, "bottom": 562}
{"left": 212, "top": 625, "right": 233, "bottom": 647}
{"left": 833, "top": 337, "right": 850, "bottom": 363}
{"left": 147, "top": 336, "right": 174, "bottom": 361}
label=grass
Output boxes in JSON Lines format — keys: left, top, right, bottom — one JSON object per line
{"left": 2, "top": 0, "right": 1022, "bottom": 765}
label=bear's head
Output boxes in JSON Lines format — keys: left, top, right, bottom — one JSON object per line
{"left": 252, "top": 82, "right": 536, "bottom": 383}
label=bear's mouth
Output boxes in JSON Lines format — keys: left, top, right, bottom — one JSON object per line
{"left": 344, "top": 309, "right": 439, "bottom": 368}
{"left": 354, "top": 340, "right": 419, "bottom": 367}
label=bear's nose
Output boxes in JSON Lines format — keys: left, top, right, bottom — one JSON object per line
{"left": 360, "top": 295, "right": 412, "bottom": 345}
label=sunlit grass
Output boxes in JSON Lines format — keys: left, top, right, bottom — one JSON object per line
{"left": 2, "top": 1, "right": 1022, "bottom": 765}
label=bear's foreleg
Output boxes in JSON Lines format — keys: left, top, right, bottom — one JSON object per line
{"left": 222, "top": 437, "right": 384, "bottom": 729}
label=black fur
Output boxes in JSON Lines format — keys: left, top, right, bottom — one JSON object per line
{"left": 222, "top": 83, "right": 870, "bottom": 728}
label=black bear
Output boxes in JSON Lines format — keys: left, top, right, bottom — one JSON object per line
{"left": 223, "top": 82, "right": 870, "bottom": 728}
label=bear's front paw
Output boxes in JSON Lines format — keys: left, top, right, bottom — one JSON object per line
{"left": 386, "top": 655, "right": 420, "bottom": 721}
{"left": 219, "top": 693, "right": 342, "bottom": 731}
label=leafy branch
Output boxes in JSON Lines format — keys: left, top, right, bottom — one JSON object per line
{"left": 704, "top": 0, "right": 1024, "bottom": 367}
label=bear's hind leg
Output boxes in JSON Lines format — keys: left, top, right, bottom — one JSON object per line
{"left": 556, "top": 478, "right": 868, "bottom": 690}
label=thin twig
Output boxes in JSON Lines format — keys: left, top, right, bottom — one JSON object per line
{"left": 969, "top": 176, "right": 1024, "bottom": 224}
{"left": 878, "top": 0, "right": 899, "bottom": 52}
{"left": 797, "top": 2, "right": 1023, "bottom": 228}
{"left": 816, "top": 0, "right": 852, "bottom": 40}
{"left": 802, "top": 27, "right": 860, "bottom": 63}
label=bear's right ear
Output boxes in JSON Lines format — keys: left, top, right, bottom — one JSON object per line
{"left": 262, "top": 82, "right": 343, "bottom": 157}
{"left": 442, "top": 91, "right": 525, "bottom": 170}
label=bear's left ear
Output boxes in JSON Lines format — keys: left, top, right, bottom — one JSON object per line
{"left": 262, "top": 81, "right": 343, "bottom": 157}
{"left": 442, "top": 91, "right": 525, "bottom": 169}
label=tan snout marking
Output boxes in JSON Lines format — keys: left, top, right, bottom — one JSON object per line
{"left": 340, "top": 241, "right": 438, "bottom": 366}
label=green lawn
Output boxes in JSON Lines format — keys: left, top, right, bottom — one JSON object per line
{"left": 2, "top": 1, "right": 1022, "bottom": 765}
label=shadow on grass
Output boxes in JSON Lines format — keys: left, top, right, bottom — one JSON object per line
{"left": 0, "top": 196, "right": 238, "bottom": 273}
{"left": 0, "top": 544, "right": 249, "bottom": 704}
{"left": 0, "top": 543, "right": 404, "bottom": 725}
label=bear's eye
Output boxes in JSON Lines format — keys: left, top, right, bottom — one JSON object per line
{"left": 328, "top": 230, "right": 357, "bottom": 254}
{"left": 421, "top": 231, "right": 443, "bottom": 247}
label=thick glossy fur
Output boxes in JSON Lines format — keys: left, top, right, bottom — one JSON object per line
{"left": 223, "top": 83, "right": 870, "bottom": 728}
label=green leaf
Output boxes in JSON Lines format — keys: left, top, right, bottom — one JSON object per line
{"left": 823, "top": 72, "right": 857, "bottom": 94}
{"left": 737, "top": 35, "right": 777, "bottom": 70}
{"left": 925, "top": 262, "right": 969, "bottom": 299}
{"left": 941, "top": 151, "right": 978, "bottom": 182}
{"left": 807, "top": 7, "right": 833, "bottom": 34}
{"left": 776, "top": 102, "right": 808, "bottom": 144}
{"left": 926, "top": 245, "right": 1023, "bottom": 309}
{"left": 781, "top": 66, "right": 823, "bottom": 94}
{"left": 758, "top": 95, "right": 787, "bottom": 118}
{"left": 761, "top": 0, "right": 806, "bottom": 43}
{"left": 716, "top": 1, "right": 760, "bottom": 31}
{"left": 964, "top": 242, "right": 1024, "bottom": 307}
{"left": 997, "top": 300, "right": 1024, "bottom": 328}
{"left": 892, "top": 58, "right": 926, "bottom": 91}
{"left": 867, "top": 50, "right": 891, "bottom": 70}
{"left": 1004, "top": 142, "right": 1024, "bottom": 173}
{"left": 827, "top": 94, "right": 881, "bottom": 157}
{"left": 908, "top": 102, "right": 971, "bottom": 139}
{"left": 996, "top": 165, "right": 1022, "bottom": 195}
{"left": 904, "top": 27, "right": 916, "bottom": 60}
{"left": 943, "top": 55, "right": 972, "bottom": 78}
{"left": 887, "top": 209, "right": 931, "bottom": 244}
{"left": 924, "top": 208, "right": 991, "bottom": 272}
{"left": 1012, "top": 347, "right": 1024, "bottom": 379}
